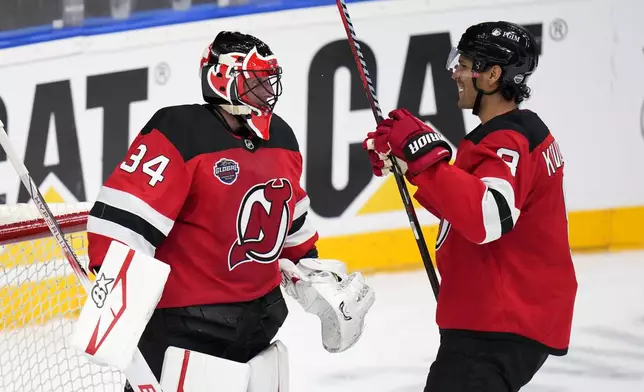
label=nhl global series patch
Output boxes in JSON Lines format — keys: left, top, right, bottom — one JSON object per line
{"left": 214, "top": 158, "right": 240, "bottom": 185}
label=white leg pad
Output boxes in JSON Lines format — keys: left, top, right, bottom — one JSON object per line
{"left": 69, "top": 240, "right": 170, "bottom": 371}
{"left": 159, "top": 340, "right": 289, "bottom": 392}
{"left": 160, "top": 347, "right": 250, "bottom": 392}
{"left": 248, "top": 340, "right": 289, "bottom": 392}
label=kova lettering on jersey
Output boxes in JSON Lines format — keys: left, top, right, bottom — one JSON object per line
{"left": 306, "top": 24, "right": 543, "bottom": 218}
{"left": 228, "top": 178, "right": 293, "bottom": 271}
{"left": 214, "top": 158, "right": 240, "bottom": 185}
{"left": 542, "top": 140, "right": 565, "bottom": 176}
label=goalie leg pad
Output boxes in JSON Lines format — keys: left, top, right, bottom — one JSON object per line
{"left": 69, "top": 240, "right": 170, "bottom": 371}
{"left": 248, "top": 340, "right": 289, "bottom": 392}
{"left": 160, "top": 346, "right": 251, "bottom": 392}
{"left": 159, "top": 340, "right": 289, "bottom": 392}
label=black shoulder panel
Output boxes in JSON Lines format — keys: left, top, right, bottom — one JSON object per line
{"left": 464, "top": 109, "right": 550, "bottom": 152}
{"left": 263, "top": 113, "right": 301, "bottom": 153}
{"left": 141, "top": 104, "right": 243, "bottom": 161}
{"left": 141, "top": 106, "right": 300, "bottom": 160}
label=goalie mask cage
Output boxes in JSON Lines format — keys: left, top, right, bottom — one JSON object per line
{"left": 0, "top": 202, "right": 126, "bottom": 392}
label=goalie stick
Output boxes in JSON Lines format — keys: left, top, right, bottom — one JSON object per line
{"left": 335, "top": 0, "right": 440, "bottom": 299}
{"left": 0, "top": 120, "right": 163, "bottom": 392}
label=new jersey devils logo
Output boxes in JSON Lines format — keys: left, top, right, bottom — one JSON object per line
{"left": 228, "top": 178, "right": 293, "bottom": 271}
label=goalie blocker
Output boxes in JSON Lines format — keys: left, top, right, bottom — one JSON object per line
{"left": 71, "top": 241, "right": 374, "bottom": 391}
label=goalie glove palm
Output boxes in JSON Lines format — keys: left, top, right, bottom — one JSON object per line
{"left": 279, "top": 258, "right": 375, "bottom": 353}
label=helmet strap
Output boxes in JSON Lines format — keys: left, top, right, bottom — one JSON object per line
{"left": 219, "top": 104, "right": 263, "bottom": 138}
{"left": 472, "top": 89, "right": 484, "bottom": 116}
{"left": 471, "top": 77, "right": 500, "bottom": 116}
{"left": 219, "top": 104, "right": 252, "bottom": 116}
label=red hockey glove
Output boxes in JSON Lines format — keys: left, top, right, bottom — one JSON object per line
{"left": 362, "top": 147, "right": 399, "bottom": 177}
{"left": 363, "top": 108, "right": 452, "bottom": 178}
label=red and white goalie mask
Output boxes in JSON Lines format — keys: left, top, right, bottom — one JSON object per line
{"left": 200, "top": 45, "right": 282, "bottom": 140}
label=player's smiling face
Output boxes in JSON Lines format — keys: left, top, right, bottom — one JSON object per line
{"left": 451, "top": 55, "right": 477, "bottom": 109}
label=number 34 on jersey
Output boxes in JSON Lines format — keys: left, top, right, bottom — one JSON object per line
{"left": 119, "top": 143, "right": 170, "bottom": 187}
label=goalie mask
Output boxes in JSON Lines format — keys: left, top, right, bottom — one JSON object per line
{"left": 200, "top": 31, "right": 283, "bottom": 140}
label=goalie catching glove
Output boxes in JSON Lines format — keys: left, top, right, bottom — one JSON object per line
{"left": 279, "top": 258, "right": 375, "bottom": 353}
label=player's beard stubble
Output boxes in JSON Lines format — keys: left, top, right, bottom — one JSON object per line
{"left": 456, "top": 77, "right": 476, "bottom": 109}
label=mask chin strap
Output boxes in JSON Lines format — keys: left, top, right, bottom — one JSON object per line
{"left": 471, "top": 77, "right": 500, "bottom": 116}
{"left": 219, "top": 104, "right": 252, "bottom": 116}
{"left": 219, "top": 103, "right": 267, "bottom": 139}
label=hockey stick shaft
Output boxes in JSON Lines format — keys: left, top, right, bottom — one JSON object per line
{"left": 0, "top": 122, "right": 91, "bottom": 289}
{"left": 335, "top": 0, "right": 440, "bottom": 299}
{"left": 0, "top": 120, "right": 163, "bottom": 392}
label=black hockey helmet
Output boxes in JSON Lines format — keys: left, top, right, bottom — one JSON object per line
{"left": 446, "top": 21, "right": 539, "bottom": 113}
{"left": 457, "top": 21, "right": 538, "bottom": 84}
{"left": 199, "top": 31, "right": 283, "bottom": 140}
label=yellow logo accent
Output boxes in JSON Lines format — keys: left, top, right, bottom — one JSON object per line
{"left": 358, "top": 157, "right": 456, "bottom": 215}
{"left": 358, "top": 175, "right": 422, "bottom": 215}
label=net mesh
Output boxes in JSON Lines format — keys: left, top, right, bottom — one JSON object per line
{"left": 0, "top": 203, "right": 126, "bottom": 392}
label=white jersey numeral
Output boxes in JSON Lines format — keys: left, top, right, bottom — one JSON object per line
{"left": 120, "top": 144, "right": 147, "bottom": 173}
{"left": 497, "top": 148, "right": 520, "bottom": 177}
{"left": 119, "top": 144, "right": 170, "bottom": 186}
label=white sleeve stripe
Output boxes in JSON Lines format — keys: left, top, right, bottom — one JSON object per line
{"left": 293, "top": 196, "right": 310, "bottom": 220}
{"left": 87, "top": 215, "right": 156, "bottom": 257}
{"left": 97, "top": 186, "right": 175, "bottom": 236}
{"left": 284, "top": 218, "right": 317, "bottom": 248}
{"left": 479, "top": 177, "right": 521, "bottom": 244}
{"left": 480, "top": 189, "right": 502, "bottom": 243}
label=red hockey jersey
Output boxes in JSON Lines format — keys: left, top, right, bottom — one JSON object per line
{"left": 411, "top": 108, "right": 577, "bottom": 354}
{"left": 87, "top": 104, "right": 318, "bottom": 308}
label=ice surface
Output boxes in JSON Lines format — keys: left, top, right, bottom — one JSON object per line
{"left": 279, "top": 250, "right": 644, "bottom": 392}
{"left": 2, "top": 250, "right": 643, "bottom": 391}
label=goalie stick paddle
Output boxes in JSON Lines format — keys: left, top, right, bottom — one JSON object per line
{"left": 0, "top": 120, "right": 163, "bottom": 392}
{"left": 335, "top": 0, "right": 440, "bottom": 300}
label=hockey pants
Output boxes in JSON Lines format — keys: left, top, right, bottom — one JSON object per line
{"left": 124, "top": 285, "right": 288, "bottom": 391}
{"left": 424, "top": 333, "right": 549, "bottom": 392}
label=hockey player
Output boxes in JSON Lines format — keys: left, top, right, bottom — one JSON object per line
{"left": 363, "top": 22, "right": 577, "bottom": 391}
{"left": 81, "top": 31, "right": 375, "bottom": 390}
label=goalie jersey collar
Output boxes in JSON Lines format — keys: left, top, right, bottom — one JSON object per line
{"left": 140, "top": 104, "right": 300, "bottom": 161}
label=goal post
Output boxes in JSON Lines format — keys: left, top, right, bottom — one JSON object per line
{"left": 0, "top": 202, "right": 126, "bottom": 391}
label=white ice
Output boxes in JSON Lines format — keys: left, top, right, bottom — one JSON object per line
{"left": 2, "top": 250, "right": 643, "bottom": 391}
{"left": 279, "top": 250, "right": 644, "bottom": 392}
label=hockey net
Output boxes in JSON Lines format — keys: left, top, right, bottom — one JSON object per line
{"left": 0, "top": 203, "right": 125, "bottom": 392}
